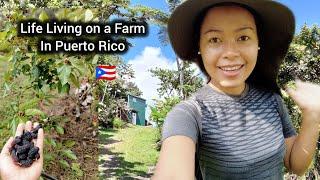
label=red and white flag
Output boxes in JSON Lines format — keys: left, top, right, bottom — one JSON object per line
{"left": 96, "top": 65, "right": 117, "bottom": 80}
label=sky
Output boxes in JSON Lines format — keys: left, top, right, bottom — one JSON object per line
{"left": 121, "top": 0, "right": 320, "bottom": 121}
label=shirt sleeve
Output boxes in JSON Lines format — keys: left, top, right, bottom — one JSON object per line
{"left": 274, "top": 94, "right": 297, "bottom": 138}
{"left": 161, "top": 99, "right": 200, "bottom": 145}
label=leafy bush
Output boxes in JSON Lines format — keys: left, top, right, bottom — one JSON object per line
{"left": 112, "top": 117, "right": 125, "bottom": 129}
{"left": 149, "top": 96, "right": 181, "bottom": 135}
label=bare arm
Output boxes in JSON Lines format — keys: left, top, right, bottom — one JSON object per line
{"left": 284, "top": 80, "right": 320, "bottom": 176}
{"left": 152, "top": 135, "right": 196, "bottom": 180}
{"left": 284, "top": 114, "right": 319, "bottom": 176}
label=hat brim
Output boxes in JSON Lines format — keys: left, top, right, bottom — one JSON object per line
{"left": 168, "top": 0, "right": 295, "bottom": 61}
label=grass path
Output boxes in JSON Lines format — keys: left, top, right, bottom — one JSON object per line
{"left": 99, "top": 124, "right": 160, "bottom": 179}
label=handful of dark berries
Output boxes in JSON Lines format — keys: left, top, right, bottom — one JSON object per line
{"left": 9, "top": 124, "right": 42, "bottom": 167}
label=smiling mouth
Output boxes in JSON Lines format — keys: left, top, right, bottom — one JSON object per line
{"left": 218, "top": 64, "right": 244, "bottom": 71}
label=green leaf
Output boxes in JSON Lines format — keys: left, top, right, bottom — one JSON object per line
{"left": 0, "top": 55, "right": 11, "bottom": 61}
{"left": 39, "top": 11, "right": 49, "bottom": 21}
{"left": 71, "top": 163, "right": 83, "bottom": 177}
{"left": 55, "top": 125, "right": 64, "bottom": 135}
{"left": 61, "top": 83, "right": 70, "bottom": 93}
{"left": 19, "top": 99, "right": 39, "bottom": 111}
{"left": 0, "top": 31, "right": 7, "bottom": 40}
{"left": 32, "top": 66, "right": 40, "bottom": 80}
{"left": 25, "top": 109, "right": 45, "bottom": 117}
{"left": 64, "top": 140, "right": 76, "bottom": 148}
{"left": 48, "top": 138, "right": 57, "bottom": 148}
{"left": 57, "top": 65, "right": 71, "bottom": 86}
{"left": 59, "top": 160, "right": 70, "bottom": 168}
{"left": 69, "top": 73, "right": 80, "bottom": 88}
{"left": 44, "top": 154, "right": 55, "bottom": 162}
{"left": 92, "top": 55, "right": 99, "bottom": 65}
{"left": 62, "top": 149, "right": 77, "bottom": 160}
{"left": 69, "top": 58, "right": 86, "bottom": 74}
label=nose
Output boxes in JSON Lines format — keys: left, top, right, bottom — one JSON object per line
{"left": 221, "top": 41, "right": 240, "bottom": 60}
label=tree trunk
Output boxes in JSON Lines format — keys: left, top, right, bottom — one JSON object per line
{"left": 176, "top": 57, "right": 184, "bottom": 99}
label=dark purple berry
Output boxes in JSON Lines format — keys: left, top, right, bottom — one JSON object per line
{"left": 23, "top": 131, "right": 32, "bottom": 141}
{"left": 34, "top": 153, "right": 40, "bottom": 160}
{"left": 28, "top": 147, "right": 39, "bottom": 159}
{"left": 16, "top": 143, "right": 31, "bottom": 154}
{"left": 31, "top": 132, "right": 37, "bottom": 139}
{"left": 10, "top": 124, "right": 43, "bottom": 168}
{"left": 22, "top": 139, "right": 30, "bottom": 145}
{"left": 18, "top": 153, "right": 27, "bottom": 160}
{"left": 20, "top": 159, "right": 32, "bottom": 167}
{"left": 14, "top": 136, "right": 22, "bottom": 145}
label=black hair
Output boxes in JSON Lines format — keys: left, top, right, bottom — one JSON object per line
{"left": 192, "top": 2, "right": 281, "bottom": 95}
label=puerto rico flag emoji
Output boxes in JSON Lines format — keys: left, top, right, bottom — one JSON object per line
{"left": 96, "top": 65, "right": 116, "bottom": 80}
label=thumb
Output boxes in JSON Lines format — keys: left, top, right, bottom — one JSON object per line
{"left": 285, "top": 86, "right": 302, "bottom": 106}
{"left": 0, "top": 137, "right": 13, "bottom": 156}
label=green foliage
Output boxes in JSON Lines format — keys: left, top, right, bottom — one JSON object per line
{"left": 112, "top": 117, "right": 125, "bottom": 129}
{"left": 149, "top": 96, "right": 181, "bottom": 134}
{"left": 150, "top": 61, "right": 203, "bottom": 99}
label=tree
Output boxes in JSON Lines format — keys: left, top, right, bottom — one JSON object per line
{"left": 150, "top": 61, "right": 203, "bottom": 99}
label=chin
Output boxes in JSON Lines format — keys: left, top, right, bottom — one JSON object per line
{"left": 219, "top": 80, "right": 244, "bottom": 88}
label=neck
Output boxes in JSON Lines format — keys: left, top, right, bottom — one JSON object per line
{"left": 208, "top": 80, "right": 246, "bottom": 96}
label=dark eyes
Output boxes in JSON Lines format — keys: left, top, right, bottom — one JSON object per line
{"left": 238, "top": 36, "right": 250, "bottom": 41}
{"left": 209, "top": 37, "right": 221, "bottom": 43}
{"left": 208, "top": 36, "right": 250, "bottom": 44}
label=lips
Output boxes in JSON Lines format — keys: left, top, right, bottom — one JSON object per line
{"left": 218, "top": 65, "right": 244, "bottom": 71}
{"left": 218, "top": 64, "right": 245, "bottom": 77}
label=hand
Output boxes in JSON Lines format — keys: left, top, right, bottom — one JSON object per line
{"left": 0, "top": 121, "right": 44, "bottom": 180}
{"left": 286, "top": 80, "right": 320, "bottom": 125}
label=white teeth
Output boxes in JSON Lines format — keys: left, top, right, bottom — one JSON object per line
{"left": 220, "top": 65, "right": 243, "bottom": 71}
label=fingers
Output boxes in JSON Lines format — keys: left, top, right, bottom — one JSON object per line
{"left": 36, "top": 128, "right": 44, "bottom": 158}
{"left": 0, "top": 137, "right": 13, "bottom": 156}
{"left": 33, "top": 122, "right": 39, "bottom": 129}
{"left": 25, "top": 121, "right": 33, "bottom": 132}
{"left": 15, "top": 123, "right": 25, "bottom": 137}
{"left": 32, "top": 122, "right": 40, "bottom": 144}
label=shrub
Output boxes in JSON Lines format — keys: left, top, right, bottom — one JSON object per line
{"left": 112, "top": 117, "right": 125, "bottom": 129}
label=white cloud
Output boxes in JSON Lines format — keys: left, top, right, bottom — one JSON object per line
{"left": 127, "top": 46, "right": 176, "bottom": 120}
{"left": 127, "top": 46, "right": 206, "bottom": 121}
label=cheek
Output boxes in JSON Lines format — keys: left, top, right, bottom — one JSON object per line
{"left": 201, "top": 49, "right": 220, "bottom": 72}
{"left": 242, "top": 47, "right": 258, "bottom": 69}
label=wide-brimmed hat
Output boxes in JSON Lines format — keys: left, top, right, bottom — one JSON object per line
{"left": 168, "top": 0, "right": 295, "bottom": 93}
{"left": 168, "top": 0, "right": 295, "bottom": 60}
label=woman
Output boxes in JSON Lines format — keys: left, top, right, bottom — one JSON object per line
{"left": 152, "top": 0, "right": 320, "bottom": 179}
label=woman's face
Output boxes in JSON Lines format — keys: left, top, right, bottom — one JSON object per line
{"left": 199, "top": 5, "right": 259, "bottom": 95}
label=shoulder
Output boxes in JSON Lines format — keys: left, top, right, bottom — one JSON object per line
{"left": 169, "top": 85, "right": 210, "bottom": 116}
{"left": 167, "top": 97, "right": 201, "bottom": 121}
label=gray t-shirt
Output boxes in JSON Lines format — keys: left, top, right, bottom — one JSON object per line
{"left": 161, "top": 83, "right": 297, "bottom": 180}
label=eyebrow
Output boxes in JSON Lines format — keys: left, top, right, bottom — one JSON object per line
{"left": 203, "top": 26, "right": 255, "bottom": 34}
